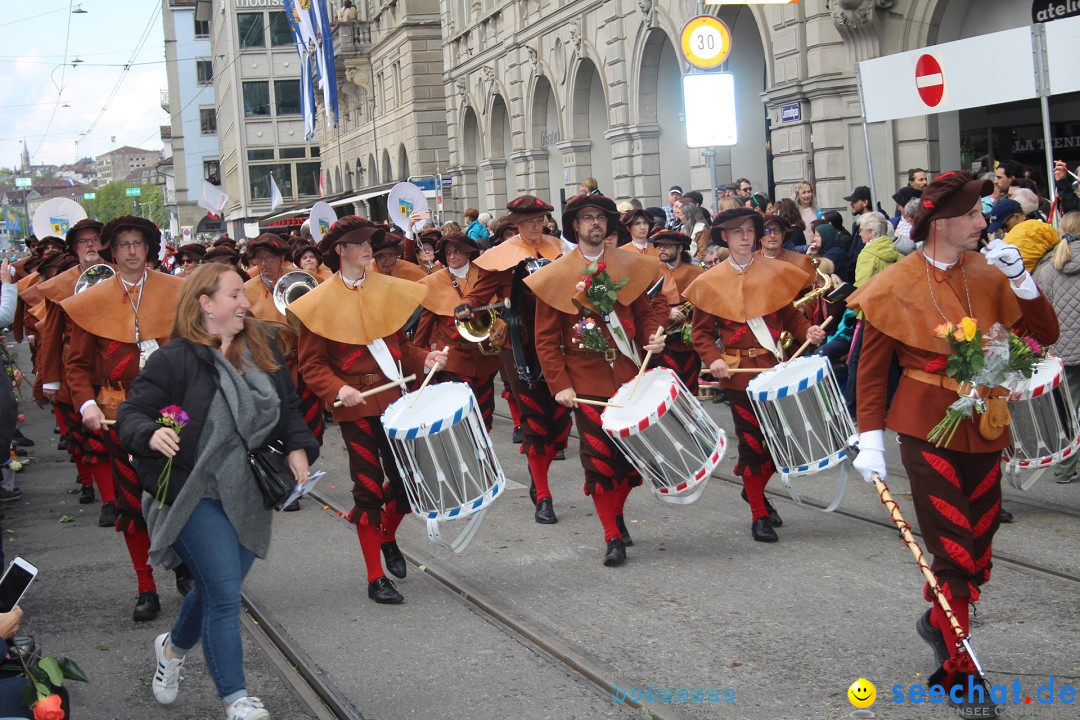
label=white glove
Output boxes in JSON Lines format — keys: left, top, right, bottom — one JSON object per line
{"left": 850, "top": 430, "right": 887, "bottom": 484}
{"left": 982, "top": 238, "right": 1026, "bottom": 280}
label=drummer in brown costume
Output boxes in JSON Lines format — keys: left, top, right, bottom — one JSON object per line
{"left": 36, "top": 219, "right": 120, "bottom": 523}
{"left": 686, "top": 208, "right": 827, "bottom": 543}
{"left": 61, "top": 216, "right": 187, "bottom": 621}
{"left": 647, "top": 230, "right": 705, "bottom": 392}
{"left": 847, "top": 172, "right": 1058, "bottom": 712}
{"left": 244, "top": 234, "right": 324, "bottom": 450}
{"left": 289, "top": 217, "right": 447, "bottom": 604}
{"left": 413, "top": 233, "right": 501, "bottom": 429}
{"left": 455, "top": 195, "right": 571, "bottom": 525}
{"left": 528, "top": 194, "right": 666, "bottom": 566}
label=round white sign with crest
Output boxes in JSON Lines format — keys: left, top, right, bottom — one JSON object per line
{"left": 308, "top": 201, "right": 337, "bottom": 243}
{"left": 387, "top": 182, "right": 428, "bottom": 230}
{"left": 32, "top": 198, "right": 87, "bottom": 240}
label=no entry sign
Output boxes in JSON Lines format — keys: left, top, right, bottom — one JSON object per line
{"left": 914, "top": 54, "right": 944, "bottom": 108}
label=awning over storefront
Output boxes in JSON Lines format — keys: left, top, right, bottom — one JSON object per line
{"left": 255, "top": 183, "right": 397, "bottom": 225}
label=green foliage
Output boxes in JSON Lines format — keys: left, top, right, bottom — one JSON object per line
{"left": 89, "top": 181, "right": 166, "bottom": 226}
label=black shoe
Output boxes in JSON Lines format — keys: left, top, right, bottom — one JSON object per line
{"left": 615, "top": 514, "right": 634, "bottom": 547}
{"left": 97, "top": 501, "right": 117, "bottom": 527}
{"left": 751, "top": 517, "right": 778, "bottom": 542}
{"left": 281, "top": 497, "right": 301, "bottom": 512}
{"left": 915, "top": 609, "right": 950, "bottom": 667}
{"left": 534, "top": 497, "right": 557, "bottom": 524}
{"left": 0, "top": 488, "right": 21, "bottom": 503}
{"left": 11, "top": 432, "right": 33, "bottom": 448}
{"left": 741, "top": 488, "right": 782, "bottom": 527}
{"left": 381, "top": 541, "right": 407, "bottom": 579}
{"left": 712, "top": 389, "right": 729, "bottom": 404}
{"left": 322, "top": 410, "right": 333, "bottom": 426}
{"left": 57, "top": 436, "right": 69, "bottom": 451}
{"left": 133, "top": 591, "right": 161, "bottom": 622}
{"left": 367, "top": 576, "right": 404, "bottom": 604}
{"left": 512, "top": 426, "right": 523, "bottom": 444}
{"left": 947, "top": 676, "right": 998, "bottom": 717}
{"left": 78, "top": 485, "right": 95, "bottom": 504}
{"left": 998, "top": 507, "right": 1014, "bottom": 524}
{"left": 174, "top": 566, "right": 194, "bottom": 597}
{"left": 603, "top": 538, "right": 627, "bottom": 567}
{"left": 53, "top": 424, "right": 60, "bottom": 435}
{"left": 553, "top": 449, "right": 565, "bottom": 461}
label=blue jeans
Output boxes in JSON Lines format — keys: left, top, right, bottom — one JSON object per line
{"left": 169, "top": 499, "right": 256, "bottom": 704}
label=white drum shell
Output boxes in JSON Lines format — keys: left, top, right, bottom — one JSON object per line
{"left": 1004, "top": 356, "right": 1080, "bottom": 471}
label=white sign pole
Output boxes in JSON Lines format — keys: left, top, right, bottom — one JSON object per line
{"left": 1033, "top": 23, "right": 1057, "bottom": 211}
{"left": 855, "top": 64, "right": 878, "bottom": 214}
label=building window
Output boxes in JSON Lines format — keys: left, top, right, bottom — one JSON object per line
{"left": 203, "top": 160, "right": 220, "bottom": 185}
{"left": 237, "top": 13, "right": 265, "bottom": 48}
{"left": 194, "top": 17, "right": 209, "bottom": 38}
{"left": 274, "top": 80, "right": 301, "bottom": 116}
{"left": 279, "top": 147, "right": 306, "bottom": 159}
{"left": 247, "top": 149, "right": 275, "bottom": 161}
{"left": 310, "top": 146, "right": 320, "bottom": 157}
{"left": 242, "top": 81, "right": 270, "bottom": 117}
{"left": 269, "top": 12, "right": 292, "bottom": 47}
{"left": 297, "top": 162, "right": 321, "bottom": 197}
{"left": 199, "top": 108, "right": 217, "bottom": 135}
{"left": 249, "top": 164, "right": 293, "bottom": 202}
{"left": 196, "top": 59, "right": 213, "bottom": 85}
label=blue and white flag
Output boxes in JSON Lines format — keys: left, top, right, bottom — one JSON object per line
{"left": 312, "top": 0, "right": 339, "bottom": 126}
{"left": 283, "top": 0, "right": 317, "bottom": 138}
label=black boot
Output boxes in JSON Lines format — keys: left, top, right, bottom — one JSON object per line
{"left": 915, "top": 609, "right": 950, "bottom": 667}
{"left": 381, "top": 541, "right": 407, "bottom": 579}
{"left": 741, "top": 488, "right": 782, "bottom": 527}
{"left": 58, "top": 436, "right": 69, "bottom": 451}
{"left": 367, "top": 576, "right": 404, "bottom": 604}
{"left": 512, "top": 426, "right": 523, "bottom": 444}
{"left": 614, "top": 515, "right": 633, "bottom": 547}
{"left": 603, "top": 538, "right": 626, "bottom": 567}
{"left": 133, "top": 591, "right": 161, "bottom": 622}
{"left": 174, "top": 565, "right": 194, "bottom": 597}
{"left": 11, "top": 431, "right": 33, "bottom": 448}
{"left": 998, "top": 507, "right": 1014, "bottom": 524}
{"left": 534, "top": 497, "right": 557, "bottom": 524}
{"left": 751, "top": 517, "right": 778, "bottom": 542}
{"left": 79, "top": 485, "right": 95, "bottom": 505}
{"left": 98, "top": 501, "right": 118, "bottom": 528}
{"left": 947, "top": 675, "right": 998, "bottom": 717}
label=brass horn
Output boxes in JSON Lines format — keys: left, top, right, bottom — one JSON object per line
{"left": 792, "top": 258, "right": 834, "bottom": 311}
{"left": 73, "top": 264, "right": 115, "bottom": 294}
{"left": 456, "top": 308, "right": 504, "bottom": 356}
{"left": 272, "top": 271, "right": 319, "bottom": 314}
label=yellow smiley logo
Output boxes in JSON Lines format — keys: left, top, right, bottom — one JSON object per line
{"left": 847, "top": 678, "right": 876, "bottom": 709}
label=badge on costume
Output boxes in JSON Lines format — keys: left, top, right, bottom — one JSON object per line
{"left": 138, "top": 339, "right": 160, "bottom": 368}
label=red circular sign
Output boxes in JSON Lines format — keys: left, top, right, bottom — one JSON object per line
{"left": 915, "top": 54, "right": 944, "bottom": 107}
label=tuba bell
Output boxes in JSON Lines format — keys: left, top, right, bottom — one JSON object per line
{"left": 73, "top": 264, "right": 116, "bottom": 294}
{"left": 272, "top": 271, "right": 319, "bottom": 314}
{"left": 455, "top": 308, "right": 503, "bottom": 356}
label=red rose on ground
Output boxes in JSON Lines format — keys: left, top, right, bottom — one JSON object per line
{"left": 33, "top": 694, "right": 64, "bottom": 720}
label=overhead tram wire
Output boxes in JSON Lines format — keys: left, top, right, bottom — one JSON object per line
{"left": 31, "top": 0, "right": 77, "bottom": 157}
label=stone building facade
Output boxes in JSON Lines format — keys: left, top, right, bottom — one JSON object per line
{"left": 431, "top": 0, "right": 1077, "bottom": 219}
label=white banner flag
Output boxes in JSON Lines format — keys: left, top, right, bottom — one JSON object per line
{"left": 269, "top": 173, "right": 283, "bottom": 210}
{"left": 198, "top": 180, "right": 229, "bottom": 216}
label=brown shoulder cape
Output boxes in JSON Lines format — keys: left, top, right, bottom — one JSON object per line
{"left": 419, "top": 265, "right": 486, "bottom": 317}
{"left": 659, "top": 262, "right": 704, "bottom": 305}
{"left": 244, "top": 275, "right": 286, "bottom": 324}
{"left": 36, "top": 265, "right": 83, "bottom": 304}
{"left": 60, "top": 270, "right": 183, "bottom": 342}
{"left": 473, "top": 234, "right": 562, "bottom": 273}
{"left": 287, "top": 271, "right": 428, "bottom": 345}
{"left": 846, "top": 250, "right": 1021, "bottom": 353}
{"left": 683, "top": 256, "right": 807, "bottom": 323}
{"left": 16, "top": 271, "right": 43, "bottom": 307}
{"left": 525, "top": 247, "right": 659, "bottom": 315}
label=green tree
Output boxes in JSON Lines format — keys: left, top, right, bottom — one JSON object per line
{"left": 91, "top": 181, "right": 167, "bottom": 227}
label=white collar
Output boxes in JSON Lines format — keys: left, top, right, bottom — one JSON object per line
{"left": 923, "top": 253, "right": 957, "bottom": 271}
{"left": 448, "top": 263, "right": 470, "bottom": 278}
{"left": 631, "top": 240, "right": 648, "bottom": 250}
{"left": 339, "top": 270, "right": 366, "bottom": 288}
{"left": 118, "top": 270, "right": 147, "bottom": 289}
{"left": 580, "top": 247, "right": 603, "bottom": 263}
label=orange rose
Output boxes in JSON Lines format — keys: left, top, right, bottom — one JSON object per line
{"left": 32, "top": 694, "right": 64, "bottom": 720}
{"left": 933, "top": 322, "right": 953, "bottom": 339}
{"left": 953, "top": 327, "right": 966, "bottom": 343}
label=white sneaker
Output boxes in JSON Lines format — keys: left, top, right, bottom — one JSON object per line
{"left": 152, "top": 633, "right": 185, "bottom": 704}
{"left": 226, "top": 696, "right": 270, "bottom": 720}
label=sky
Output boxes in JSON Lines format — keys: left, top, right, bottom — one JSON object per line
{"left": 0, "top": 0, "right": 168, "bottom": 171}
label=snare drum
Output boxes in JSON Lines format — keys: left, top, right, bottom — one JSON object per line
{"left": 601, "top": 368, "right": 725, "bottom": 504}
{"left": 746, "top": 355, "right": 855, "bottom": 477}
{"left": 382, "top": 382, "right": 506, "bottom": 553}
{"left": 1003, "top": 356, "right": 1080, "bottom": 488}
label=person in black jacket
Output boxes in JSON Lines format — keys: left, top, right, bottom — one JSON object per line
{"left": 117, "top": 263, "right": 318, "bottom": 720}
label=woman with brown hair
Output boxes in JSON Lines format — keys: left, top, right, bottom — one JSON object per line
{"left": 117, "top": 263, "right": 319, "bottom": 720}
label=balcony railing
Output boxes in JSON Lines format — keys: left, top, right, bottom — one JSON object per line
{"left": 332, "top": 21, "right": 372, "bottom": 58}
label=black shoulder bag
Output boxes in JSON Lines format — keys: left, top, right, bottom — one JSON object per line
{"left": 222, "top": 385, "right": 293, "bottom": 509}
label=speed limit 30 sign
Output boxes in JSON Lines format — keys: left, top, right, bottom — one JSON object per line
{"left": 680, "top": 16, "right": 732, "bottom": 70}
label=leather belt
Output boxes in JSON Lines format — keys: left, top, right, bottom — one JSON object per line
{"left": 358, "top": 372, "right": 383, "bottom": 386}
{"left": 563, "top": 346, "right": 619, "bottom": 363}
{"left": 902, "top": 368, "right": 1009, "bottom": 398}
{"left": 726, "top": 347, "right": 768, "bottom": 358}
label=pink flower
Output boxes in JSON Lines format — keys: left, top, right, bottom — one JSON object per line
{"left": 575, "top": 281, "right": 587, "bottom": 293}
{"left": 1023, "top": 336, "right": 1044, "bottom": 356}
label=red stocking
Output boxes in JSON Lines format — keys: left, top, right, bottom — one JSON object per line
{"left": 613, "top": 481, "right": 632, "bottom": 515}
{"left": 527, "top": 449, "right": 556, "bottom": 502}
{"left": 931, "top": 598, "right": 970, "bottom": 659}
{"left": 742, "top": 471, "right": 770, "bottom": 521}
{"left": 381, "top": 509, "right": 406, "bottom": 542}
{"left": 356, "top": 522, "right": 385, "bottom": 583}
{"left": 505, "top": 391, "right": 521, "bottom": 428}
{"left": 87, "top": 459, "right": 115, "bottom": 503}
{"left": 122, "top": 529, "right": 156, "bottom": 593}
{"left": 592, "top": 490, "right": 621, "bottom": 542}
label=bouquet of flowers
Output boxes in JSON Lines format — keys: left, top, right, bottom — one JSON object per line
{"left": 574, "top": 260, "right": 634, "bottom": 360}
{"left": 572, "top": 317, "right": 609, "bottom": 353}
{"left": 575, "top": 261, "right": 627, "bottom": 315}
{"left": 926, "top": 317, "right": 1045, "bottom": 448}
{"left": 154, "top": 405, "right": 190, "bottom": 507}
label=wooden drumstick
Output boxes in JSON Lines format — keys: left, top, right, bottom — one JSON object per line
{"left": 788, "top": 315, "right": 835, "bottom": 362}
{"left": 100, "top": 419, "right": 116, "bottom": 426}
{"left": 410, "top": 346, "right": 449, "bottom": 407}
{"left": 573, "top": 397, "right": 623, "bottom": 408}
{"left": 333, "top": 374, "right": 418, "bottom": 407}
{"left": 629, "top": 331, "right": 666, "bottom": 400}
